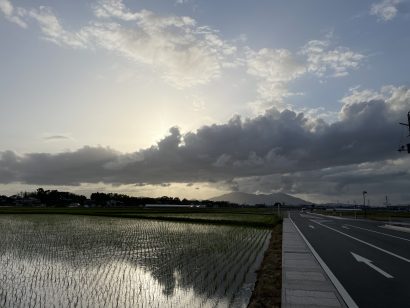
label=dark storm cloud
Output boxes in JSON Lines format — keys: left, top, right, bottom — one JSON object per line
{"left": 236, "top": 159, "right": 410, "bottom": 194}
{"left": 0, "top": 87, "right": 409, "bottom": 187}
{"left": 0, "top": 147, "right": 119, "bottom": 185}
{"left": 232, "top": 157, "right": 410, "bottom": 204}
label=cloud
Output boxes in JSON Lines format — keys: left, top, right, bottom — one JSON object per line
{"left": 0, "top": 146, "right": 120, "bottom": 185}
{"left": 28, "top": 6, "right": 88, "bottom": 48}
{"left": 0, "top": 0, "right": 26, "bottom": 27}
{"left": 0, "top": 1, "right": 87, "bottom": 47}
{"left": 340, "top": 86, "right": 384, "bottom": 106}
{"left": 175, "top": 0, "right": 191, "bottom": 4}
{"left": 231, "top": 157, "right": 410, "bottom": 204}
{"left": 43, "top": 135, "right": 71, "bottom": 141}
{"left": 340, "top": 85, "right": 410, "bottom": 115}
{"left": 246, "top": 48, "right": 305, "bottom": 109}
{"left": 1, "top": 85, "right": 408, "bottom": 192}
{"left": 1, "top": 0, "right": 364, "bottom": 94}
{"left": 1, "top": 0, "right": 236, "bottom": 88}
{"left": 245, "top": 39, "right": 365, "bottom": 112}
{"left": 300, "top": 39, "right": 365, "bottom": 78}
{"left": 82, "top": 15, "right": 234, "bottom": 88}
{"left": 370, "top": 0, "right": 402, "bottom": 21}
{"left": 92, "top": 0, "right": 139, "bottom": 21}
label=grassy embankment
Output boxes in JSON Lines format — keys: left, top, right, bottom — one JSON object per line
{"left": 247, "top": 223, "right": 282, "bottom": 308}
{"left": 0, "top": 206, "right": 283, "bottom": 307}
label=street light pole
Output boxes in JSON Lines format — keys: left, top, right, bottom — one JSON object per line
{"left": 363, "top": 191, "right": 367, "bottom": 218}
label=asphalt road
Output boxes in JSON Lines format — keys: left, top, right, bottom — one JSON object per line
{"left": 289, "top": 211, "right": 410, "bottom": 308}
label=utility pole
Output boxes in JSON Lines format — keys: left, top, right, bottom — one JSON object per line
{"left": 384, "top": 195, "right": 390, "bottom": 207}
{"left": 363, "top": 191, "right": 367, "bottom": 218}
{"left": 398, "top": 111, "right": 410, "bottom": 153}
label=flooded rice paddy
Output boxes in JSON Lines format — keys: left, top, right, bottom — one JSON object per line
{"left": 0, "top": 215, "right": 270, "bottom": 307}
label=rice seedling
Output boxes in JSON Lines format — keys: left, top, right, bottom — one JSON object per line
{"left": 0, "top": 215, "right": 271, "bottom": 308}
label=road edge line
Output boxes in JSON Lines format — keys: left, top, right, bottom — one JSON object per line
{"left": 289, "top": 216, "right": 358, "bottom": 308}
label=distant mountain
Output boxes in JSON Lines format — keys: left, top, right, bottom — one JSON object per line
{"left": 209, "top": 192, "right": 312, "bottom": 206}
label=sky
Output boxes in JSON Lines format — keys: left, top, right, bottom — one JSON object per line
{"left": 1, "top": 0, "right": 410, "bottom": 204}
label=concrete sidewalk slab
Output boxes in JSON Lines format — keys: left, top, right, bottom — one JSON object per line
{"left": 282, "top": 218, "right": 347, "bottom": 308}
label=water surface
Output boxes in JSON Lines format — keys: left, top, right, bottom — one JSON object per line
{"left": 0, "top": 215, "right": 270, "bottom": 308}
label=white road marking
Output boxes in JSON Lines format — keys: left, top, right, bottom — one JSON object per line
{"left": 310, "top": 219, "right": 332, "bottom": 224}
{"left": 381, "top": 224, "right": 410, "bottom": 234}
{"left": 312, "top": 220, "right": 410, "bottom": 263}
{"left": 309, "top": 225, "right": 315, "bottom": 229}
{"left": 308, "top": 212, "right": 351, "bottom": 220}
{"left": 351, "top": 252, "right": 394, "bottom": 279}
{"left": 346, "top": 224, "right": 410, "bottom": 243}
{"left": 342, "top": 225, "right": 350, "bottom": 230}
{"left": 290, "top": 216, "right": 359, "bottom": 308}
{"left": 309, "top": 212, "right": 368, "bottom": 222}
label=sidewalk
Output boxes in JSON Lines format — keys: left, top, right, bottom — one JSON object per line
{"left": 282, "top": 218, "right": 347, "bottom": 308}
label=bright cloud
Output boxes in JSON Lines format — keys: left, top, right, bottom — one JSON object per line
{"left": 0, "top": 0, "right": 364, "bottom": 93}
{"left": 370, "top": 0, "right": 401, "bottom": 21}
{"left": 341, "top": 85, "right": 410, "bottom": 117}
{"left": 28, "top": 6, "right": 88, "bottom": 48}
{"left": 246, "top": 39, "right": 365, "bottom": 112}
{"left": 300, "top": 39, "right": 365, "bottom": 78}
{"left": 0, "top": 0, "right": 26, "bottom": 27}
{"left": 83, "top": 18, "right": 232, "bottom": 88}
{"left": 92, "top": 0, "right": 139, "bottom": 21}
{"left": 1, "top": 0, "right": 236, "bottom": 88}
{"left": 246, "top": 48, "right": 305, "bottom": 108}
{"left": 86, "top": 6, "right": 237, "bottom": 88}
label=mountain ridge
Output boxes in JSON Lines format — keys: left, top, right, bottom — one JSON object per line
{"left": 209, "top": 192, "right": 311, "bottom": 206}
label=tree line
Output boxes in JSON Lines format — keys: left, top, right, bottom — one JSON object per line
{"left": 0, "top": 188, "right": 235, "bottom": 208}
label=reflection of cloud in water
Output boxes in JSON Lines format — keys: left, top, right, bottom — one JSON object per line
{"left": 0, "top": 215, "right": 270, "bottom": 307}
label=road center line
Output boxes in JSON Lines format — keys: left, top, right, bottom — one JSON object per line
{"left": 312, "top": 221, "right": 410, "bottom": 263}
{"left": 345, "top": 224, "right": 410, "bottom": 243}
